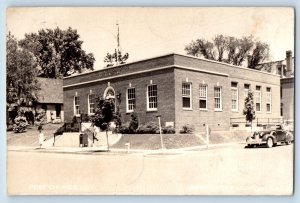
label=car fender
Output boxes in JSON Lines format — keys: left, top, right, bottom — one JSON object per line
{"left": 263, "top": 132, "right": 276, "bottom": 142}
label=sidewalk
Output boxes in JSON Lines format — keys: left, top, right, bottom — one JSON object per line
{"left": 7, "top": 141, "right": 246, "bottom": 156}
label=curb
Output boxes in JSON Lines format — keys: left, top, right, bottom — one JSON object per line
{"left": 7, "top": 142, "right": 246, "bottom": 155}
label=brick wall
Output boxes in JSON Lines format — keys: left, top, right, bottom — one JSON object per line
{"left": 63, "top": 68, "right": 175, "bottom": 126}
{"left": 174, "top": 69, "right": 231, "bottom": 132}
{"left": 281, "top": 78, "right": 294, "bottom": 121}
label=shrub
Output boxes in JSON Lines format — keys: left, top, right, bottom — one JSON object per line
{"left": 162, "top": 126, "right": 175, "bottom": 134}
{"left": 35, "top": 109, "right": 46, "bottom": 127}
{"left": 129, "top": 113, "right": 139, "bottom": 133}
{"left": 13, "top": 114, "right": 28, "bottom": 133}
{"left": 119, "top": 125, "right": 131, "bottom": 134}
{"left": 179, "top": 125, "right": 194, "bottom": 134}
{"left": 137, "top": 122, "right": 159, "bottom": 134}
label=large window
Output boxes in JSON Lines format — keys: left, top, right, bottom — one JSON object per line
{"left": 214, "top": 87, "right": 222, "bottom": 110}
{"left": 255, "top": 86, "right": 261, "bottom": 112}
{"left": 231, "top": 82, "right": 238, "bottom": 111}
{"left": 266, "top": 87, "right": 272, "bottom": 113}
{"left": 74, "top": 96, "right": 80, "bottom": 116}
{"left": 127, "top": 88, "right": 136, "bottom": 112}
{"left": 88, "top": 94, "right": 95, "bottom": 114}
{"left": 182, "top": 83, "right": 192, "bottom": 109}
{"left": 199, "top": 85, "right": 207, "bottom": 110}
{"left": 147, "top": 85, "right": 157, "bottom": 111}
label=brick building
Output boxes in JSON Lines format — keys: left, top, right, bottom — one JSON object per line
{"left": 63, "top": 53, "right": 281, "bottom": 132}
{"left": 256, "top": 50, "right": 294, "bottom": 122}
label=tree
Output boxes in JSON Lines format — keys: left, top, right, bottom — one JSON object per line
{"left": 6, "top": 32, "right": 40, "bottom": 123}
{"left": 91, "top": 98, "right": 115, "bottom": 151}
{"left": 243, "top": 90, "right": 256, "bottom": 131}
{"left": 104, "top": 49, "right": 129, "bottom": 67}
{"left": 19, "top": 27, "right": 95, "bottom": 78}
{"left": 185, "top": 34, "right": 269, "bottom": 68}
{"left": 247, "top": 41, "right": 270, "bottom": 69}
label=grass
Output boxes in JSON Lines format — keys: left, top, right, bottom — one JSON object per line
{"left": 112, "top": 131, "right": 252, "bottom": 150}
{"left": 112, "top": 134, "right": 205, "bottom": 150}
{"left": 7, "top": 123, "right": 62, "bottom": 146}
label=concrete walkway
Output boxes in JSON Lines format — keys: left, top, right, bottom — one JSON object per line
{"left": 7, "top": 141, "right": 246, "bottom": 156}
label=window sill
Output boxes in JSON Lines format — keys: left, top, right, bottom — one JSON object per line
{"left": 199, "top": 109, "right": 208, "bottom": 111}
{"left": 147, "top": 109, "right": 157, "bottom": 112}
{"left": 126, "top": 110, "right": 134, "bottom": 114}
{"left": 266, "top": 112, "right": 272, "bottom": 114}
{"left": 183, "top": 108, "right": 193, "bottom": 111}
{"left": 232, "top": 110, "right": 239, "bottom": 113}
{"left": 214, "top": 109, "right": 223, "bottom": 112}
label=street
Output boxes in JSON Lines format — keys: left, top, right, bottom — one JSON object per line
{"left": 7, "top": 144, "right": 294, "bottom": 195}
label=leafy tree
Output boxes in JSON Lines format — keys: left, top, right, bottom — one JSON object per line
{"left": 19, "top": 27, "right": 95, "bottom": 78}
{"left": 104, "top": 49, "right": 129, "bottom": 67}
{"left": 243, "top": 90, "right": 256, "bottom": 131}
{"left": 247, "top": 41, "right": 270, "bottom": 69}
{"left": 185, "top": 34, "right": 269, "bottom": 68}
{"left": 6, "top": 33, "right": 40, "bottom": 113}
{"left": 91, "top": 98, "right": 115, "bottom": 151}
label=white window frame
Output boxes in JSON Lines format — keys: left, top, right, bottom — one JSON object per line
{"left": 74, "top": 96, "right": 80, "bottom": 116}
{"left": 88, "top": 94, "right": 95, "bottom": 115}
{"left": 255, "top": 86, "right": 262, "bottom": 113}
{"left": 126, "top": 87, "right": 136, "bottom": 113}
{"left": 214, "top": 86, "right": 222, "bottom": 111}
{"left": 182, "top": 82, "right": 192, "bottom": 110}
{"left": 147, "top": 84, "right": 158, "bottom": 111}
{"left": 231, "top": 82, "right": 239, "bottom": 112}
{"left": 266, "top": 87, "right": 272, "bottom": 113}
{"left": 199, "top": 84, "right": 207, "bottom": 110}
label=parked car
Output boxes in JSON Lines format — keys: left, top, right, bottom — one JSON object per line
{"left": 246, "top": 125, "right": 293, "bottom": 148}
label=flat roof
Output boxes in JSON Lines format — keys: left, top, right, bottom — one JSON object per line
{"left": 64, "top": 53, "right": 280, "bottom": 80}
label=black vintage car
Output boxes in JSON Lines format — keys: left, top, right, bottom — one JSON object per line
{"left": 246, "top": 125, "right": 293, "bottom": 148}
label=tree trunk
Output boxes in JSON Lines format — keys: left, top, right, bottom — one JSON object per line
{"left": 106, "top": 130, "right": 110, "bottom": 152}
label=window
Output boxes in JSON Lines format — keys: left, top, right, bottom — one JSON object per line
{"left": 214, "top": 87, "right": 222, "bottom": 110}
{"left": 231, "top": 82, "right": 238, "bottom": 111}
{"left": 74, "top": 96, "right": 80, "bottom": 116}
{"left": 127, "top": 88, "right": 136, "bottom": 112}
{"left": 255, "top": 86, "right": 261, "bottom": 112}
{"left": 199, "top": 85, "right": 207, "bottom": 110}
{"left": 182, "top": 83, "right": 192, "bottom": 109}
{"left": 147, "top": 85, "right": 157, "bottom": 111}
{"left": 266, "top": 87, "right": 272, "bottom": 113}
{"left": 244, "top": 84, "right": 250, "bottom": 98}
{"left": 88, "top": 94, "right": 95, "bottom": 114}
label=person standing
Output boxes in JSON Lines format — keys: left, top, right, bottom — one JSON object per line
{"left": 38, "top": 125, "right": 44, "bottom": 149}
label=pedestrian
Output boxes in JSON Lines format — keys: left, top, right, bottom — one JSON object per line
{"left": 38, "top": 125, "right": 44, "bottom": 149}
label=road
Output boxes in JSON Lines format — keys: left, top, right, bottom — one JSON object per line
{"left": 7, "top": 144, "right": 294, "bottom": 195}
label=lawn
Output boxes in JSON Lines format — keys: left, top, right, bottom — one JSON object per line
{"left": 112, "top": 134, "right": 205, "bottom": 150}
{"left": 7, "top": 123, "right": 62, "bottom": 146}
{"left": 112, "top": 131, "right": 251, "bottom": 150}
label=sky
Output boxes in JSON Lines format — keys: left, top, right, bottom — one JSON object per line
{"left": 6, "top": 7, "right": 294, "bottom": 70}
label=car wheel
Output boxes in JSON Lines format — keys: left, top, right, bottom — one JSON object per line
{"left": 266, "top": 138, "right": 273, "bottom": 148}
{"left": 247, "top": 144, "right": 253, "bottom": 148}
{"left": 286, "top": 140, "right": 291, "bottom": 145}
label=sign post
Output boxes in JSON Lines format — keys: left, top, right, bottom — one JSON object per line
{"left": 156, "top": 115, "right": 164, "bottom": 150}
{"left": 206, "top": 124, "right": 210, "bottom": 149}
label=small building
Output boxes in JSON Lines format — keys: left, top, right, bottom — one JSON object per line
{"left": 36, "top": 77, "right": 64, "bottom": 123}
{"left": 63, "top": 53, "right": 281, "bottom": 132}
